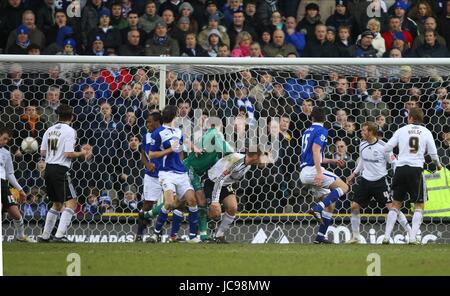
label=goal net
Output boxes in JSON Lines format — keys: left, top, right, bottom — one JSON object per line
{"left": 1, "top": 56, "right": 449, "bottom": 244}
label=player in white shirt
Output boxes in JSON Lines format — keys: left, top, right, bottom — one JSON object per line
{"left": 0, "top": 127, "right": 35, "bottom": 242}
{"left": 37, "top": 104, "right": 91, "bottom": 243}
{"left": 346, "top": 122, "right": 411, "bottom": 244}
{"left": 383, "top": 108, "right": 442, "bottom": 244}
{"left": 205, "top": 147, "right": 265, "bottom": 243}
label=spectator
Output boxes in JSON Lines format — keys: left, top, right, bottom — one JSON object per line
{"left": 303, "top": 23, "right": 340, "bottom": 57}
{"left": 84, "top": 189, "right": 100, "bottom": 215}
{"left": 431, "top": 87, "right": 448, "bottom": 113}
{"left": 111, "top": 83, "right": 142, "bottom": 115}
{"left": 181, "top": 32, "right": 209, "bottom": 57}
{"left": 35, "top": 0, "right": 54, "bottom": 34}
{"left": 116, "top": 135, "right": 144, "bottom": 194}
{"left": 284, "top": 16, "right": 306, "bottom": 56}
{"left": 228, "top": 10, "right": 257, "bottom": 49}
{"left": 203, "top": 29, "right": 225, "bottom": 57}
{"left": 438, "top": 0, "right": 450, "bottom": 51}
{"left": 388, "top": 47, "right": 403, "bottom": 57}
{"left": 437, "top": 126, "right": 450, "bottom": 170}
{"left": 37, "top": 65, "right": 72, "bottom": 101}
{"left": 376, "top": 114, "right": 394, "bottom": 140}
{"left": 16, "top": 105, "right": 45, "bottom": 148}
{"left": 244, "top": 0, "right": 259, "bottom": 29}
{"left": 118, "top": 29, "right": 144, "bottom": 56}
{"left": 158, "top": 0, "right": 184, "bottom": 18}
{"left": 348, "top": 30, "right": 379, "bottom": 57}
{"left": 393, "top": 96, "right": 419, "bottom": 128}
{"left": 179, "top": 2, "right": 198, "bottom": 33}
{"left": 87, "top": 8, "right": 122, "bottom": 52}
{"left": 326, "top": 0, "right": 358, "bottom": 41}
{"left": 213, "top": 91, "right": 237, "bottom": 120}
{"left": 170, "top": 16, "right": 191, "bottom": 48}
{"left": 217, "top": 43, "right": 231, "bottom": 57}
{"left": 296, "top": 2, "right": 322, "bottom": 41}
{"left": 57, "top": 38, "right": 77, "bottom": 55}
{"left": 100, "top": 64, "right": 133, "bottom": 95}
{"left": 44, "top": 10, "right": 73, "bottom": 49}
{"left": 6, "top": 25, "right": 30, "bottom": 54}
{"left": 326, "top": 26, "right": 336, "bottom": 43}
{"left": 268, "top": 10, "right": 285, "bottom": 33}
{"left": 81, "top": 0, "right": 106, "bottom": 49}
{"left": 40, "top": 86, "right": 61, "bottom": 126}
{"left": 249, "top": 41, "right": 264, "bottom": 57}
{"left": 231, "top": 31, "right": 253, "bottom": 57}
{"left": 297, "top": 99, "right": 314, "bottom": 129}
{"left": 411, "top": 29, "right": 450, "bottom": 57}
{"left": 392, "top": 0, "right": 419, "bottom": 38}
{"left": 73, "top": 66, "right": 112, "bottom": 100}
{"left": 98, "top": 191, "right": 114, "bottom": 214}
{"left": 357, "top": 18, "right": 386, "bottom": 57}
{"left": 412, "top": 16, "right": 446, "bottom": 50}
{"left": 199, "top": 1, "right": 225, "bottom": 29}
{"left": 1, "top": 89, "right": 25, "bottom": 128}
{"left": 235, "top": 82, "right": 257, "bottom": 121}
{"left": 358, "top": 88, "right": 391, "bottom": 123}
{"left": 382, "top": 16, "right": 413, "bottom": 51}
{"left": 110, "top": 2, "right": 128, "bottom": 30}
{"left": 332, "top": 108, "right": 348, "bottom": 131}
{"left": 0, "top": 0, "right": 25, "bottom": 51}
{"left": 0, "top": 63, "right": 33, "bottom": 104}
{"left": 117, "top": 112, "right": 141, "bottom": 148}
{"left": 284, "top": 67, "right": 316, "bottom": 105}
{"left": 119, "top": 191, "right": 140, "bottom": 213}
{"left": 144, "top": 21, "right": 179, "bottom": 56}
{"left": 73, "top": 85, "right": 100, "bottom": 123}
{"left": 138, "top": 0, "right": 162, "bottom": 34}
{"left": 198, "top": 14, "right": 230, "bottom": 49}
{"left": 86, "top": 35, "right": 106, "bottom": 56}
{"left": 353, "top": 78, "right": 370, "bottom": 102}
{"left": 263, "top": 29, "right": 297, "bottom": 57}
{"left": 6, "top": 10, "right": 46, "bottom": 51}
{"left": 223, "top": 0, "right": 244, "bottom": 26}
{"left": 260, "top": 81, "right": 295, "bottom": 118}
{"left": 27, "top": 43, "right": 41, "bottom": 55}
{"left": 408, "top": 0, "right": 435, "bottom": 36}
{"left": 160, "top": 8, "right": 183, "bottom": 38}
{"left": 120, "top": 10, "right": 148, "bottom": 47}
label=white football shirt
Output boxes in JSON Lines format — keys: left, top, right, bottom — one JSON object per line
{"left": 355, "top": 140, "right": 395, "bottom": 181}
{"left": 384, "top": 124, "right": 439, "bottom": 168}
{"left": 0, "top": 147, "right": 23, "bottom": 191}
{"left": 41, "top": 123, "right": 76, "bottom": 168}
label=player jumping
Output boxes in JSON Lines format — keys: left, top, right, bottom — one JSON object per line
{"left": 302, "top": 107, "right": 348, "bottom": 244}
{"left": 346, "top": 121, "right": 411, "bottom": 244}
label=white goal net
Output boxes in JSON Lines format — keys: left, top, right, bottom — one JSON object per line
{"left": 1, "top": 56, "right": 449, "bottom": 244}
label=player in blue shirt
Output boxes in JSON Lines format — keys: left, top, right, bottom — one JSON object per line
{"left": 135, "top": 111, "right": 162, "bottom": 242}
{"left": 300, "top": 107, "right": 349, "bottom": 244}
{"left": 147, "top": 105, "right": 200, "bottom": 243}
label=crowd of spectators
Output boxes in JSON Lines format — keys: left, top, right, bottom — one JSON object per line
{"left": 2, "top": 0, "right": 450, "bottom": 58}
{"left": 0, "top": 0, "right": 449, "bottom": 216}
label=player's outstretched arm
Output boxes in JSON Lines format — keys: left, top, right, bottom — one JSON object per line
{"left": 347, "top": 158, "right": 363, "bottom": 185}
{"left": 148, "top": 140, "right": 179, "bottom": 160}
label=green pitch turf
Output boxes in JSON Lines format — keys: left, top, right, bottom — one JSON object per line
{"left": 3, "top": 243, "right": 450, "bottom": 276}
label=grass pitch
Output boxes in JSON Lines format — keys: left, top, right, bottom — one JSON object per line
{"left": 3, "top": 243, "right": 450, "bottom": 276}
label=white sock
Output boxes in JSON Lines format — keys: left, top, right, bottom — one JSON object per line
{"left": 351, "top": 213, "right": 360, "bottom": 238}
{"left": 215, "top": 212, "right": 235, "bottom": 238}
{"left": 410, "top": 209, "right": 423, "bottom": 243}
{"left": 397, "top": 211, "right": 412, "bottom": 234}
{"left": 384, "top": 208, "right": 398, "bottom": 241}
{"left": 42, "top": 209, "right": 60, "bottom": 239}
{"left": 55, "top": 208, "right": 75, "bottom": 238}
{"left": 13, "top": 217, "right": 25, "bottom": 238}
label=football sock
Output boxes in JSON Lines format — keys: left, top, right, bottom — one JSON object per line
{"left": 397, "top": 211, "right": 412, "bottom": 234}
{"left": 137, "top": 210, "right": 146, "bottom": 236}
{"left": 410, "top": 209, "right": 423, "bottom": 243}
{"left": 215, "top": 212, "right": 235, "bottom": 238}
{"left": 351, "top": 212, "right": 360, "bottom": 238}
{"left": 42, "top": 208, "right": 60, "bottom": 239}
{"left": 149, "top": 203, "right": 164, "bottom": 219}
{"left": 316, "top": 211, "right": 333, "bottom": 241}
{"left": 198, "top": 205, "right": 208, "bottom": 237}
{"left": 13, "top": 216, "right": 25, "bottom": 238}
{"left": 384, "top": 208, "right": 398, "bottom": 241}
{"left": 170, "top": 209, "right": 184, "bottom": 238}
{"left": 154, "top": 206, "right": 169, "bottom": 234}
{"left": 55, "top": 208, "right": 74, "bottom": 238}
{"left": 188, "top": 206, "right": 199, "bottom": 239}
{"left": 314, "top": 188, "right": 344, "bottom": 212}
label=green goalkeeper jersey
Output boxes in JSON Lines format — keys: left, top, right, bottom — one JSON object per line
{"left": 183, "top": 128, "right": 233, "bottom": 175}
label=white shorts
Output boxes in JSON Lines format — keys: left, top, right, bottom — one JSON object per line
{"left": 300, "top": 166, "right": 337, "bottom": 199}
{"left": 143, "top": 175, "right": 163, "bottom": 201}
{"left": 159, "top": 171, "right": 194, "bottom": 199}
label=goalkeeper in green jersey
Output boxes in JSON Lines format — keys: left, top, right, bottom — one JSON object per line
{"left": 183, "top": 115, "right": 234, "bottom": 241}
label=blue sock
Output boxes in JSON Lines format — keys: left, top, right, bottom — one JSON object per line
{"left": 188, "top": 206, "right": 199, "bottom": 239}
{"left": 170, "top": 210, "right": 183, "bottom": 237}
{"left": 315, "top": 212, "right": 333, "bottom": 242}
{"left": 313, "top": 189, "right": 343, "bottom": 212}
{"left": 154, "top": 207, "right": 169, "bottom": 234}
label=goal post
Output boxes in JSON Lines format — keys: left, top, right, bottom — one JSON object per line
{"left": 0, "top": 55, "right": 449, "bottom": 244}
